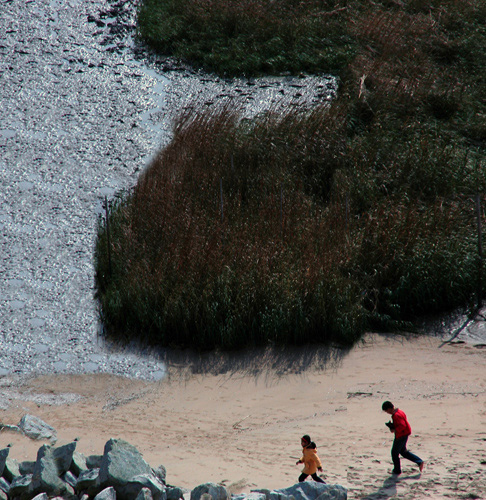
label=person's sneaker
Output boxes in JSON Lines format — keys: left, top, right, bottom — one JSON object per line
{"left": 419, "top": 462, "right": 425, "bottom": 473}
{"left": 391, "top": 471, "right": 401, "bottom": 476}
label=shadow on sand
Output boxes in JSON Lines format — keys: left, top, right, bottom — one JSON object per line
{"left": 158, "top": 342, "right": 351, "bottom": 380}
{"left": 106, "top": 336, "right": 353, "bottom": 380}
{"left": 361, "top": 475, "right": 398, "bottom": 499}
{"left": 361, "top": 473, "right": 421, "bottom": 500}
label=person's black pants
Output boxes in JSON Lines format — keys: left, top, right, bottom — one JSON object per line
{"left": 391, "top": 435, "right": 423, "bottom": 474}
{"left": 298, "top": 473, "right": 325, "bottom": 483}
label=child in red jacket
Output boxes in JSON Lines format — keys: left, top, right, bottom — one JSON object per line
{"left": 295, "top": 435, "right": 326, "bottom": 483}
{"left": 382, "top": 401, "right": 425, "bottom": 475}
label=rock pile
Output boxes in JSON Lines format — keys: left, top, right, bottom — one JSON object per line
{"left": 0, "top": 439, "right": 347, "bottom": 500}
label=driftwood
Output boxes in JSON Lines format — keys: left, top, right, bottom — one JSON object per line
{"left": 347, "top": 392, "right": 373, "bottom": 399}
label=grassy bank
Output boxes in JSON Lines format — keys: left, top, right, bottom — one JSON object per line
{"left": 137, "top": 0, "right": 355, "bottom": 76}
{"left": 95, "top": 0, "right": 486, "bottom": 349}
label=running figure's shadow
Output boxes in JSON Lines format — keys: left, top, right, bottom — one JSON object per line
{"left": 361, "top": 475, "right": 398, "bottom": 499}
{"left": 362, "top": 473, "right": 421, "bottom": 499}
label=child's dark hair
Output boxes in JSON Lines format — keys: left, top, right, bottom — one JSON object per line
{"left": 382, "top": 401, "right": 394, "bottom": 411}
{"left": 301, "top": 435, "right": 311, "bottom": 444}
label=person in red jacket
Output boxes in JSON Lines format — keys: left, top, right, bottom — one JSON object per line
{"left": 295, "top": 435, "right": 326, "bottom": 483}
{"left": 382, "top": 401, "right": 425, "bottom": 475}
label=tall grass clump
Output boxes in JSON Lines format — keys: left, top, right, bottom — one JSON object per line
{"left": 96, "top": 106, "right": 367, "bottom": 349}
{"left": 96, "top": 105, "right": 484, "bottom": 349}
{"left": 95, "top": 0, "right": 486, "bottom": 349}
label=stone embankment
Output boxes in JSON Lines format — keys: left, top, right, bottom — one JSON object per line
{"left": 0, "top": 416, "right": 347, "bottom": 500}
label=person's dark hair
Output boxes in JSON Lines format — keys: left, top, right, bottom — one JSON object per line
{"left": 382, "top": 401, "right": 394, "bottom": 411}
{"left": 301, "top": 435, "right": 311, "bottom": 444}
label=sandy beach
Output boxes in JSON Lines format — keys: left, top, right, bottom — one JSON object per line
{"left": 1, "top": 2, "right": 485, "bottom": 498}
{"left": 1, "top": 334, "right": 485, "bottom": 499}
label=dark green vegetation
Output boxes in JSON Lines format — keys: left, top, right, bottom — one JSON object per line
{"left": 95, "top": 1, "right": 486, "bottom": 349}
{"left": 137, "top": 0, "right": 355, "bottom": 77}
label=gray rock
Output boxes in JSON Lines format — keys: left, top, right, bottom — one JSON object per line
{"left": 122, "top": 473, "right": 166, "bottom": 500}
{"left": 87, "top": 454, "right": 104, "bottom": 469}
{"left": 153, "top": 464, "right": 167, "bottom": 485}
{"left": 167, "top": 486, "right": 185, "bottom": 500}
{"left": 94, "top": 486, "right": 117, "bottom": 500}
{"left": 191, "top": 483, "right": 231, "bottom": 500}
{"left": 31, "top": 444, "right": 75, "bottom": 498}
{"left": 76, "top": 468, "right": 100, "bottom": 496}
{"left": 31, "top": 493, "right": 48, "bottom": 500}
{"left": 250, "top": 490, "right": 271, "bottom": 500}
{"left": 71, "top": 450, "right": 88, "bottom": 475}
{"left": 0, "top": 448, "right": 8, "bottom": 476}
{"left": 65, "top": 483, "right": 76, "bottom": 498}
{"left": 53, "top": 442, "right": 77, "bottom": 475}
{"left": 257, "top": 482, "right": 347, "bottom": 500}
{"left": 315, "top": 489, "right": 347, "bottom": 500}
{"left": 3, "top": 457, "right": 20, "bottom": 482}
{"left": 0, "top": 424, "right": 21, "bottom": 434}
{"left": 8, "top": 474, "right": 33, "bottom": 500}
{"left": 99, "top": 438, "right": 153, "bottom": 497}
{"left": 19, "top": 460, "right": 36, "bottom": 475}
{"left": 233, "top": 494, "right": 266, "bottom": 500}
{"left": 0, "top": 477, "right": 9, "bottom": 494}
{"left": 0, "top": 436, "right": 347, "bottom": 500}
{"left": 18, "top": 415, "right": 57, "bottom": 444}
{"left": 63, "top": 470, "right": 78, "bottom": 488}
{"left": 136, "top": 487, "right": 154, "bottom": 500}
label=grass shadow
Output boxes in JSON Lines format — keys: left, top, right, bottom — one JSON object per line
{"left": 100, "top": 325, "right": 351, "bottom": 380}
{"left": 159, "top": 342, "right": 351, "bottom": 379}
